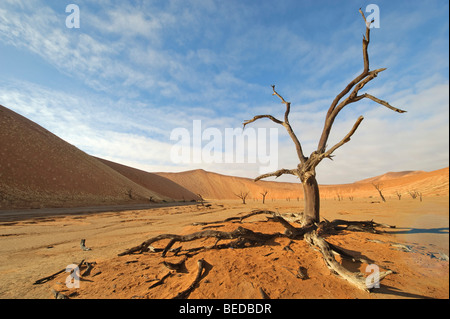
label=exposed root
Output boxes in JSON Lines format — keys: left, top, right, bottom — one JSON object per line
{"left": 116, "top": 210, "right": 395, "bottom": 295}
{"left": 33, "top": 259, "right": 87, "bottom": 285}
{"left": 118, "top": 225, "right": 281, "bottom": 256}
{"left": 148, "top": 271, "right": 172, "bottom": 290}
{"left": 172, "top": 259, "right": 206, "bottom": 299}
{"left": 305, "top": 230, "right": 370, "bottom": 292}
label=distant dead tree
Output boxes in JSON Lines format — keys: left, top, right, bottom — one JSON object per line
{"left": 235, "top": 191, "right": 249, "bottom": 204}
{"left": 408, "top": 190, "right": 422, "bottom": 201}
{"left": 408, "top": 190, "right": 417, "bottom": 199}
{"left": 126, "top": 189, "right": 133, "bottom": 199}
{"left": 197, "top": 194, "right": 205, "bottom": 206}
{"left": 395, "top": 191, "right": 402, "bottom": 200}
{"left": 418, "top": 191, "right": 423, "bottom": 202}
{"left": 372, "top": 183, "right": 386, "bottom": 202}
{"left": 260, "top": 190, "right": 268, "bottom": 204}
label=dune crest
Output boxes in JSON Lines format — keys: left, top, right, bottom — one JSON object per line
{"left": 157, "top": 167, "right": 449, "bottom": 201}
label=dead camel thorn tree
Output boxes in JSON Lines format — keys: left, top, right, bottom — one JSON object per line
{"left": 244, "top": 10, "right": 406, "bottom": 226}
{"left": 372, "top": 183, "right": 386, "bottom": 202}
{"left": 235, "top": 191, "right": 250, "bottom": 204}
{"left": 261, "top": 190, "right": 269, "bottom": 204}
{"left": 118, "top": 10, "right": 403, "bottom": 295}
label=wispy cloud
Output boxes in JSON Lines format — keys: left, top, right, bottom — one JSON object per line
{"left": 0, "top": 0, "right": 448, "bottom": 184}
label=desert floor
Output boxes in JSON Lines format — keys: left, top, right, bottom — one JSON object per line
{"left": 0, "top": 196, "right": 448, "bottom": 299}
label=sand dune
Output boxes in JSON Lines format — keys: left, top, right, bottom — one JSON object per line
{"left": 0, "top": 105, "right": 176, "bottom": 209}
{"left": 356, "top": 170, "right": 426, "bottom": 183}
{"left": 157, "top": 167, "right": 449, "bottom": 201}
{"left": 96, "top": 157, "right": 199, "bottom": 202}
{"left": 1, "top": 104, "right": 447, "bottom": 210}
{"left": 157, "top": 169, "right": 303, "bottom": 200}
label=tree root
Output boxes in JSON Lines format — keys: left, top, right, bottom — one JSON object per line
{"left": 172, "top": 259, "right": 206, "bottom": 299}
{"left": 33, "top": 259, "right": 88, "bottom": 285}
{"left": 118, "top": 225, "right": 281, "bottom": 256}
{"left": 305, "top": 230, "right": 369, "bottom": 291}
{"left": 117, "top": 210, "right": 396, "bottom": 295}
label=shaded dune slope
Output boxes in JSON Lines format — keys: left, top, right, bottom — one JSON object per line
{"left": 0, "top": 105, "right": 173, "bottom": 209}
{"left": 95, "top": 157, "right": 199, "bottom": 201}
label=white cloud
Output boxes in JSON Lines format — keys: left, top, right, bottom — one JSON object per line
{"left": 0, "top": 0, "right": 448, "bottom": 185}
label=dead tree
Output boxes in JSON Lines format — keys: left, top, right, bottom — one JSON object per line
{"left": 243, "top": 11, "right": 405, "bottom": 225}
{"left": 260, "top": 190, "right": 268, "bottom": 204}
{"left": 407, "top": 190, "right": 417, "bottom": 199}
{"left": 372, "top": 183, "right": 386, "bottom": 202}
{"left": 418, "top": 191, "right": 423, "bottom": 202}
{"left": 118, "top": 10, "right": 403, "bottom": 295}
{"left": 408, "top": 190, "right": 422, "bottom": 201}
{"left": 395, "top": 191, "right": 402, "bottom": 200}
{"left": 197, "top": 194, "right": 205, "bottom": 205}
{"left": 235, "top": 191, "right": 249, "bottom": 204}
{"left": 126, "top": 189, "right": 133, "bottom": 199}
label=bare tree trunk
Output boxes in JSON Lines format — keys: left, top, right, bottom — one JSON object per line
{"left": 301, "top": 175, "right": 320, "bottom": 226}
{"left": 261, "top": 190, "right": 268, "bottom": 204}
{"left": 235, "top": 191, "right": 249, "bottom": 204}
{"left": 372, "top": 183, "right": 386, "bottom": 202}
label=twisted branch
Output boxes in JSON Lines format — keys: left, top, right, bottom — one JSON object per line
{"left": 317, "top": 8, "right": 406, "bottom": 154}
{"left": 322, "top": 116, "right": 364, "bottom": 159}
{"left": 243, "top": 85, "right": 307, "bottom": 166}
{"left": 254, "top": 168, "right": 298, "bottom": 182}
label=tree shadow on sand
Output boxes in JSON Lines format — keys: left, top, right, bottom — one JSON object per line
{"left": 386, "top": 227, "right": 449, "bottom": 235}
{"left": 373, "top": 284, "right": 436, "bottom": 299}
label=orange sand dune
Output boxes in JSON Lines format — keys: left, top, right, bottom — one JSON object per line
{"left": 157, "top": 167, "right": 449, "bottom": 201}
{"left": 157, "top": 169, "right": 303, "bottom": 200}
{"left": 356, "top": 170, "right": 426, "bottom": 183}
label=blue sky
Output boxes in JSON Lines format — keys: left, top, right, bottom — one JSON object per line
{"left": 0, "top": 0, "right": 448, "bottom": 184}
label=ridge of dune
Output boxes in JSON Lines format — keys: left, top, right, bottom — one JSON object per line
{"left": 156, "top": 169, "right": 304, "bottom": 200}
{"left": 95, "top": 157, "right": 199, "bottom": 201}
{"left": 0, "top": 105, "right": 170, "bottom": 209}
{"left": 355, "top": 170, "right": 426, "bottom": 183}
{"left": 157, "top": 167, "right": 449, "bottom": 200}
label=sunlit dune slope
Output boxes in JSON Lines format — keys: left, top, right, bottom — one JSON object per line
{"left": 157, "top": 167, "right": 449, "bottom": 200}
